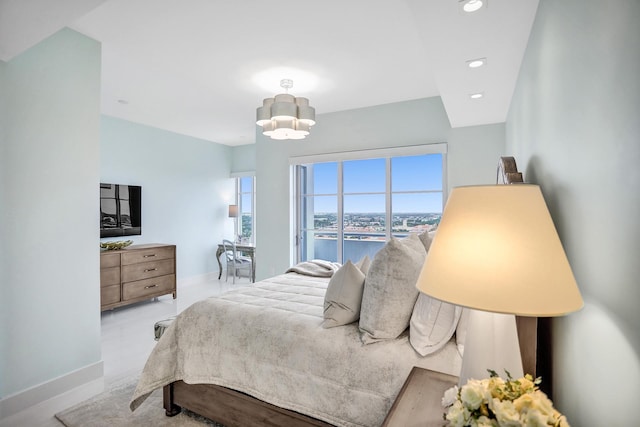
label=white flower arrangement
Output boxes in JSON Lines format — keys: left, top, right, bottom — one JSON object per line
{"left": 442, "top": 370, "right": 570, "bottom": 427}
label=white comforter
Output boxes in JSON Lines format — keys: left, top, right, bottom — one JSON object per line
{"left": 130, "top": 273, "right": 461, "bottom": 427}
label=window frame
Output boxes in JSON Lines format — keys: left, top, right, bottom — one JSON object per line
{"left": 231, "top": 173, "right": 256, "bottom": 244}
{"left": 290, "top": 143, "right": 447, "bottom": 263}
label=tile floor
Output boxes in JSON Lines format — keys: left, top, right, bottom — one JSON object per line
{"left": 6, "top": 275, "right": 251, "bottom": 427}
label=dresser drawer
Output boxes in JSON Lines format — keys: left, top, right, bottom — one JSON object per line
{"left": 100, "top": 243, "right": 176, "bottom": 311}
{"left": 121, "top": 258, "right": 174, "bottom": 282}
{"left": 121, "top": 246, "right": 174, "bottom": 265}
{"left": 100, "top": 252, "right": 121, "bottom": 268}
{"left": 101, "top": 284, "right": 121, "bottom": 306}
{"left": 123, "top": 274, "right": 175, "bottom": 300}
{"left": 100, "top": 266, "right": 120, "bottom": 287}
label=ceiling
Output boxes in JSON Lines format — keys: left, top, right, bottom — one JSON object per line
{"left": 0, "top": 0, "right": 539, "bottom": 146}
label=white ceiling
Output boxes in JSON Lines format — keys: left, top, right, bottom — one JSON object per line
{"left": 0, "top": 0, "right": 539, "bottom": 146}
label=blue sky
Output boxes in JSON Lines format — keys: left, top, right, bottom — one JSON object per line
{"left": 308, "top": 154, "right": 443, "bottom": 213}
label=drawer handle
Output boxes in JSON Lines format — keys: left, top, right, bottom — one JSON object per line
{"left": 143, "top": 254, "right": 157, "bottom": 258}
{"left": 144, "top": 284, "right": 158, "bottom": 289}
{"left": 144, "top": 268, "right": 158, "bottom": 272}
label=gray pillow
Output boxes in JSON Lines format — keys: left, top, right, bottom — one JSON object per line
{"left": 322, "top": 260, "right": 366, "bottom": 328}
{"left": 418, "top": 230, "right": 434, "bottom": 252}
{"left": 409, "top": 293, "right": 462, "bottom": 356}
{"left": 359, "top": 234, "right": 426, "bottom": 344}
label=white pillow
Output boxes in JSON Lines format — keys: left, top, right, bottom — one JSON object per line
{"left": 359, "top": 234, "right": 426, "bottom": 344}
{"left": 409, "top": 293, "right": 462, "bottom": 356}
{"left": 322, "top": 260, "right": 366, "bottom": 328}
{"left": 355, "top": 255, "right": 371, "bottom": 275}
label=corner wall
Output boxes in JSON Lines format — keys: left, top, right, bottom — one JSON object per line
{"left": 0, "top": 28, "right": 103, "bottom": 414}
{"left": 506, "top": 0, "right": 640, "bottom": 424}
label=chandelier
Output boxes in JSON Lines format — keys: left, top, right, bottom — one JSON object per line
{"left": 256, "top": 79, "right": 316, "bottom": 140}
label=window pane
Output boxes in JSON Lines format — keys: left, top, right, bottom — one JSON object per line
{"left": 343, "top": 193, "right": 387, "bottom": 262}
{"left": 241, "top": 214, "right": 252, "bottom": 239}
{"left": 344, "top": 194, "right": 385, "bottom": 216}
{"left": 241, "top": 193, "right": 252, "bottom": 214}
{"left": 343, "top": 239, "right": 386, "bottom": 264}
{"left": 306, "top": 162, "right": 337, "bottom": 195}
{"left": 237, "top": 176, "right": 255, "bottom": 243}
{"left": 392, "top": 193, "right": 442, "bottom": 235}
{"left": 301, "top": 196, "right": 337, "bottom": 231}
{"left": 392, "top": 192, "right": 442, "bottom": 214}
{"left": 302, "top": 230, "right": 338, "bottom": 263}
{"left": 240, "top": 176, "right": 253, "bottom": 192}
{"left": 343, "top": 158, "right": 385, "bottom": 193}
{"left": 392, "top": 154, "right": 442, "bottom": 191}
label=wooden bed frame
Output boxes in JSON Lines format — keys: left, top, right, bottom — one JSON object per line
{"left": 163, "top": 380, "right": 333, "bottom": 427}
{"left": 162, "top": 317, "right": 537, "bottom": 427}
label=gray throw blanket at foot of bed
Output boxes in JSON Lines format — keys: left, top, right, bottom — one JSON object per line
{"left": 285, "top": 259, "right": 341, "bottom": 277}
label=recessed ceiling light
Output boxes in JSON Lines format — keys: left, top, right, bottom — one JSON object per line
{"left": 470, "top": 92, "right": 484, "bottom": 99}
{"left": 462, "top": 0, "right": 485, "bottom": 13}
{"left": 467, "top": 58, "right": 486, "bottom": 68}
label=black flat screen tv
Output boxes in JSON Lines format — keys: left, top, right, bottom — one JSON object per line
{"left": 100, "top": 183, "right": 142, "bottom": 238}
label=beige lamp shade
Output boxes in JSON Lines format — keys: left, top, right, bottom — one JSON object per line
{"left": 228, "top": 204, "right": 238, "bottom": 218}
{"left": 416, "top": 184, "right": 583, "bottom": 317}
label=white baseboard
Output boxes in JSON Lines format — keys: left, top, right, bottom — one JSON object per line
{"left": 0, "top": 361, "right": 104, "bottom": 423}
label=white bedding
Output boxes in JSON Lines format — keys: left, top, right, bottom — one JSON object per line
{"left": 130, "top": 272, "right": 461, "bottom": 427}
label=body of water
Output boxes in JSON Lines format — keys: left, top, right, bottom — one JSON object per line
{"left": 309, "top": 236, "right": 407, "bottom": 263}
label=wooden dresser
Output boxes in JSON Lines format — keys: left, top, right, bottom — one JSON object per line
{"left": 100, "top": 243, "right": 176, "bottom": 311}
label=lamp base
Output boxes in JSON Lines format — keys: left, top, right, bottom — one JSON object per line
{"left": 459, "top": 310, "right": 524, "bottom": 386}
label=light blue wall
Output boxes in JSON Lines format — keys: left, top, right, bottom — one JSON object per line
{"left": 100, "top": 116, "right": 235, "bottom": 279}
{"left": 0, "top": 29, "right": 102, "bottom": 398}
{"left": 230, "top": 143, "right": 256, "bottom": 174}
{"left": 506, "top": 0, "right": 640, "bottom": 425}
{"left": 254, "top": 97, "right": 505, "bottom": 280}
{"left": 448, "top": 124, "right": 506, "bottom": 188}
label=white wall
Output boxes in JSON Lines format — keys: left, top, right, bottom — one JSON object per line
{"left": 100, "top": 116, "right": 235, "bottom": 279}
{"left": 0, "top": 28, "right": 102, "bottom": 408}
{"left": 506, "top": 0, "right": 640, "bottom": 425}
{"left": 254, "top": 97, "right": 506, "bottom": 280}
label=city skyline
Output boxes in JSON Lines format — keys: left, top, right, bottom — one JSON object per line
{"left": 313, "top": 212, "right": 441, "bottom": 235}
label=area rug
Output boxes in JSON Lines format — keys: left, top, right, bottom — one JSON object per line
{"left": 55, "top": 376, "right": 223, "bottom": 427}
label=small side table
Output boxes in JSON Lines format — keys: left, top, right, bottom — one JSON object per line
{"left": 382, "top": 367, "right": 458, "bottom": 427}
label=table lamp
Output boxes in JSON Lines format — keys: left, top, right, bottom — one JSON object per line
{"left": 415, "top": 184, "right": 583, "bottom": 384}
{"left": 228, "top": 204, "right": 238, "bottom": 218}
{"left": 228, "top": 204, "right": 239, "bottom": 242}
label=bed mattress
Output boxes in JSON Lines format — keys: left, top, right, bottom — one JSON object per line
{"left": 130, "top": 272, "right": 461, "bottom": 427}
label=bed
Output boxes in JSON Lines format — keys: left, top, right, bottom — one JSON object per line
{"left": 130, "top": 233, "right": 536, "bottom": 427}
